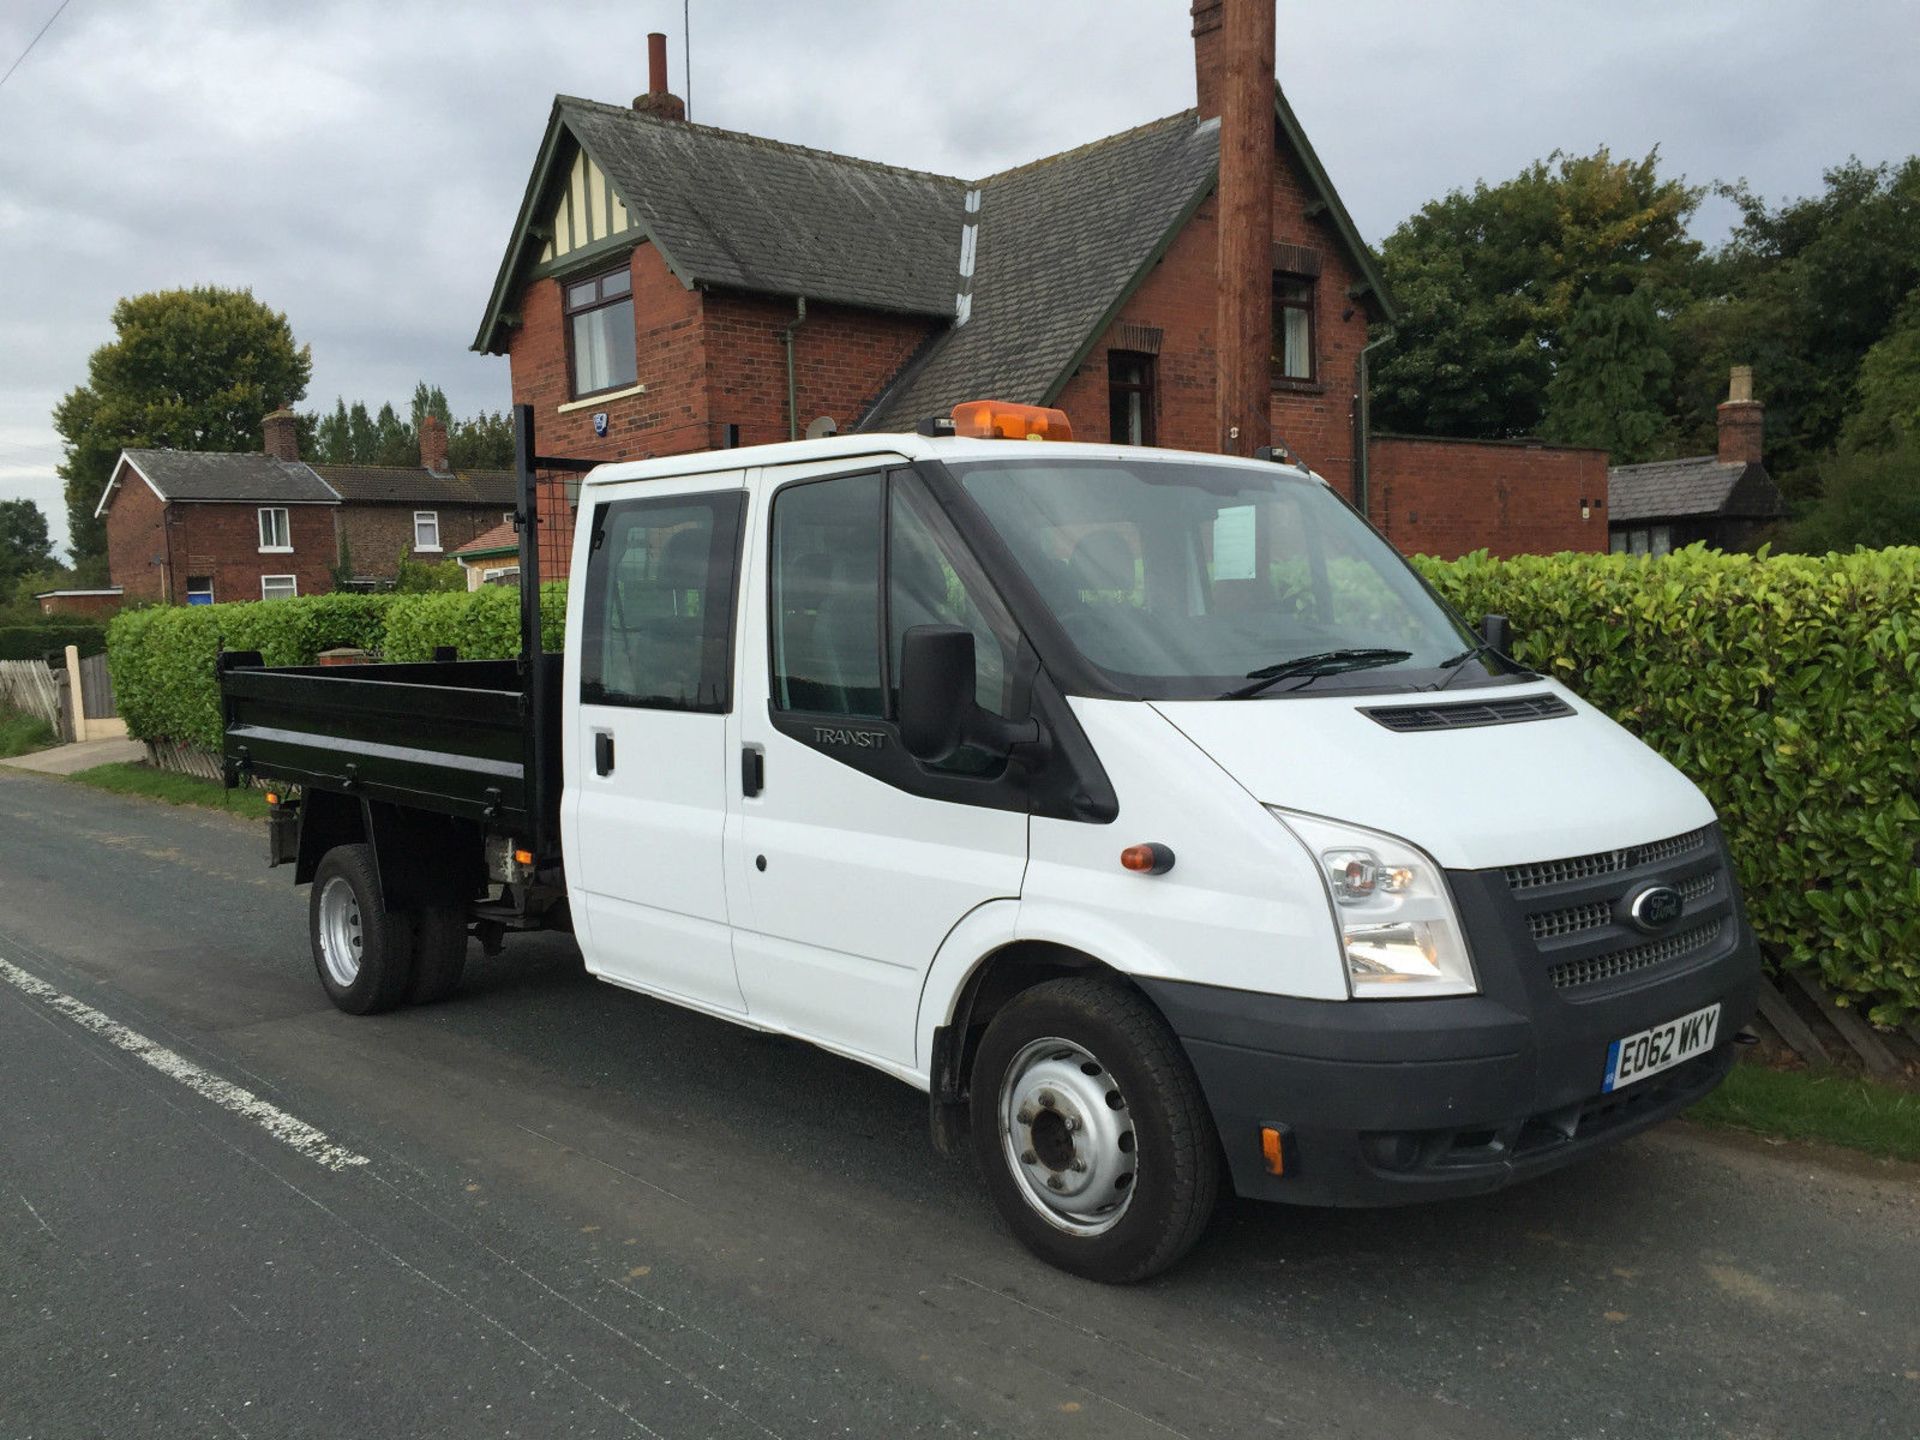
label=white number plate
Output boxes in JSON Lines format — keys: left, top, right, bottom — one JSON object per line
{"left": 1602, "top": 1003, "right": 1720, "bottom": 1093}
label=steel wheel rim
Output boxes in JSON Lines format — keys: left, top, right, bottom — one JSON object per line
{"left": 998, "top": 1036, "right": 1137, "bottom": 1237}
{"left": 317, "top": 876, "right": 365, "bottom": 988}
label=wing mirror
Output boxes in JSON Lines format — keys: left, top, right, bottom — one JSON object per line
{"left": 1480, "top": 613, "right": 1513, "bottom": 655}
{"left": 898, "top": 625, "right": 1041, "bottom": 764}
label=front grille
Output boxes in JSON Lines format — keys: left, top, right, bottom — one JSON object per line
{"left": 1526, "top": 869, "right": 1720, "bottom": 943}
{"left": 1365, "top": 693, "right": 1574, "bottom": 733}
{"left": 1527, "top": 899, "right": 1613, "bottom": 942}
{"left": 1548, "top": 919, "right": 1722, "bottom": 990}
{"left": 1503, "top": 827, "right": 1710, "bottom": 892}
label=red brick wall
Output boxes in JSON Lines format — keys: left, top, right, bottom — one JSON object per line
{"left": 703, "top": 293, "right": 935, "bottom": 450}
{"left": 506, "top": 240, "right": 939, "bottom": 577}
{"left": 168, "top": 502, "right": 338, "bottom": 603}
{"left": 104, "top": 468, "right": 168, "bottom": 602}
{"left": 1051, "top": 143, "right": 1375, "bottom": 498}
{"left": 36, "top": 591, "right": 123, "bottom": 617}
{"left": 1367, "top": 434, "right": 1608, "bottom": 558}
{"left": 336, "top": 504, "right": 515, "bottom": 580}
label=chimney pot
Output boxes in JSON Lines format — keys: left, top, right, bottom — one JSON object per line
{"left": 419, "top": 413, "right": 449, "bottom": 473}
{"left": 1716, "top": 364, "right": 1764, "bottom": 467}
{"left": 633, "top": 31, "right": 687, "bottom": 120}
{"left": 648, "top": 32, "right": 668, "bottom": 95}
{"left": 262, "top": 408, "right": 299, "bottom": 462}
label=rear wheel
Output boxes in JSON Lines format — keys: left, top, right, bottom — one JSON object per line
{"left": 407, "top": 903, "right": 470, "bottom": 1005}
{"left": 969, "top": 976, "right": 1220, "bottom": 1283}
{"left": 309, "top": 844, "right": 414, "bottom": 1014}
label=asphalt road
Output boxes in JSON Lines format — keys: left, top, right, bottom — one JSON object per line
{"left": 1, "top": 768, "right": 1916, "bottom": 1440}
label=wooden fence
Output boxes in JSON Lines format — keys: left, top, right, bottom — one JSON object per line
{"left": 0, "top": 658, "right": 64, "bottom": 734}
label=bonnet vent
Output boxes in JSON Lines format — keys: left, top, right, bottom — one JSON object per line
{"left": 1363, "top": 693, "right": 1574, "bottom": 733}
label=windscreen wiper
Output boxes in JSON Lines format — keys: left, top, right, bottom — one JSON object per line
{"left": 1226, "top": 648, "right": 1413, "bottom": 700}
{"left": 1432, "top": 638, "right": 1536, "bottom": 690}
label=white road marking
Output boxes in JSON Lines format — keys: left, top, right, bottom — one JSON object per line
{"left": 0, "top": 956, "right": 370, "bottom": 1174}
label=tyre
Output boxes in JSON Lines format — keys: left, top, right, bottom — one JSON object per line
{"left": 969, "top": 976, "right": 1220, "bottom": 1283}
{"left": 308, "top": 844, "right": 415, "bottom": 1015}
{"left": 407, "top": 903, "right": 470, "bottom": 1006}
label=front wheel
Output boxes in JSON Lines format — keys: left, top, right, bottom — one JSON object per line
{"left": 969, "top": 976, "right": 1220, "bottom": 1283}
{"left": 309, "top": 844, "right": 414, "bottom": 1014}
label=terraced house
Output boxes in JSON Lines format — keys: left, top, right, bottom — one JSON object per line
{"left": 474, "top": 5, "right": 1608, "bottom": 580}
{"left": 96, "top": 410, "right": 515, "bottom": 604}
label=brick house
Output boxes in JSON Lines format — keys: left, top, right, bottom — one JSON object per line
{"left": 474, "top": 6, "right": 1606, "bottom": 578}
{"left": 96, "top": 410, "right": 516, "bottom": 602}
{"left": 1608, "top": 366, "right": 1786, "bottom": 555}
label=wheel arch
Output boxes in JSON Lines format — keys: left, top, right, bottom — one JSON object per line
{"left": 922, "top": 930, "right": 1176, "bottom": 1157}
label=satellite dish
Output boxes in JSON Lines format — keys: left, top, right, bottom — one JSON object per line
{"left": 804, "top": 415, "right": 838, "bottom": 440}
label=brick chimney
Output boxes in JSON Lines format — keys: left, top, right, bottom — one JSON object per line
{"left": 632, "top": 32, "right": 687, "bottom": 121}
{"left": 1717, "top": 364, "right": 1764, "bottom": 466}
{"left": 1211, "top": 0, "right": 1275, "bottom": 456}
{"left": 1192, "top": 0, "right": 1225, "bottom": 119}
{"left": 262, "top": 408, "right": 299, "bottom": 461}
{"left": 419, "top": 413, "right": 449, "bottom": 473}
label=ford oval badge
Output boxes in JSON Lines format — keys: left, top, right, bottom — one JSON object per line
{"left": 1624, "top": 883, "right": 1684, "bottom": 934}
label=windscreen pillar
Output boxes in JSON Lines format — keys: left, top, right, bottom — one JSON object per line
{"left": 1211, "top": 0, "right": 1275, "bottom": 457}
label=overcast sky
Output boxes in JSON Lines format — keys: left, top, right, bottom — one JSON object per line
{"left": 2, "top": 0, "right": 1916, "bottom": 556}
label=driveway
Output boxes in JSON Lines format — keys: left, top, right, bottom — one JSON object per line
{"left": 1, "top": 769, "right": 1915, "bottom": 1439}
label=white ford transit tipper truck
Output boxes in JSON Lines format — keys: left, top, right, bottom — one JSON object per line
{"left": 221, "top": 400, "right": 1760, "bottom": 1281}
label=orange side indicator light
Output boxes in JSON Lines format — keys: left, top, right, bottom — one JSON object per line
{"left": 951, "top": 399, "right": 1073, "bottom": 442}
{"left": 264, "top": 791, "right": 280, "bottom": 806}
{"left": 1119, "top": 843, "right": 1175, "bottom": 875}
{"left": 1260, "top": 1125, "right": 1291, "bottom": 1177}
{"left": 514, "top": 848, "right": 535, "bottom": 868}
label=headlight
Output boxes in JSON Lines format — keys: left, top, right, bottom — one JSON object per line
{"left": 1272, "top": 810, "right": 1477, "bottom": 999}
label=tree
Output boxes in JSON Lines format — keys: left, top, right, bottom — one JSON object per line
{"left": 448, "top": 411, "right": 516, "bottom": 469}
{"left": 53, "top": 287, "right": 311, "bottom": 563}
{"left": 1670, "top": 157, "right": 1920, "bottom": 494}
{"left": 1372, "top": 147, "right": 1703, "bottom": 440}
{"left": 305, "top": 384, "right": 513, "bottom": 470}
{"left": 1540, "top": 286, "right": 1675, "bottom": 461}
{"left": 0, "top": 499, "right": 55, "bottom": 593}
{"left": 1779, "top": 435, "right": 1920, "bottom": 552}
{"left": 1840, "top": 285, "right": 1920, "bottom": 454}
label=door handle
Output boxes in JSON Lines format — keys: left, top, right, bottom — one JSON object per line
{"left": 594, "top": 730, "right": 614, "bottom": 777}
{"left": 741, "top": 745, "right": 764, "bottom": 797}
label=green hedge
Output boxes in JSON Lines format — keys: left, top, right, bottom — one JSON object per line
{"left": 108, "top": 587, "right": 568, "bottom": 751}
{"left": 1416, "top": 546, "right": 1920, "bottom": 1025}
{"left": 383, "top": 584, "right": 567, "bottom": 662}
{"left": 0, "top": 623, "right": 106, "bottom": 660}
{"left": 109, "top": 594, "right": 397, "bottom": 751}
{"left": 108, "top": 548, "right": 1920, "bottom": 1022}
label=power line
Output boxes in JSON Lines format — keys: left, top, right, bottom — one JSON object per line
{"left": 0, "top": 0, "right": 73, "bottom": 94}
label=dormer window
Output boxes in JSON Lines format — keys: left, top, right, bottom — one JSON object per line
{"left": 565, "top": 265, "right": 637, "bottom": 399}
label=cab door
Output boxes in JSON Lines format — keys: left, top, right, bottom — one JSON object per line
{"left": 565, "top": 472, "right": 749, "bottom": 1013}
{"left": 726, "top": 462, "right": 1029, "bottom": 1069}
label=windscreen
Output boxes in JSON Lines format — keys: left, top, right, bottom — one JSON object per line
{"left": 951, "top": 458, "right": 1484, "bottom": 699}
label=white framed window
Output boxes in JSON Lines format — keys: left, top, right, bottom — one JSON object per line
{"left": 413, "top": 511, "right": 442, "bottom": 551}
{"left": 260, "top": 574, "right": 298, "bottom": 601}
{"left": 258, "top": 507, "right": 291, "bottom": 552}
{"left": 186, "top": 575, "right": 214, "bottom": 605}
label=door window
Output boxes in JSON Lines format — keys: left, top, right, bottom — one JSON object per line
{"left": 769, "top": 473, "right": 885, "bottom": 717}
{"left": 580, "top": 492, "right": 744, "bottom": 712}
{"left": 887, "top": 473, "right": 1019, "bottom": 720}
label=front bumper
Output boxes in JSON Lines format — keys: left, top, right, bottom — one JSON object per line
{"left": 1139, "top": 829, "right": 1762, "bottom": 1206}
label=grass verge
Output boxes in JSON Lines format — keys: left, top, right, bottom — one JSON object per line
{"left": 0, "top": 706, "right": 56, "bottom": 758}
{"left": 1689, "top": 1059, "right": 1920, "bottom": 1164}
{"left": 66, "top": 761, "right": 270, "bottom": 820}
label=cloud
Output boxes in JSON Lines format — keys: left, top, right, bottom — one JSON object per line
{"left": 1, "top": 0, "right": 1914, "bottom": 554}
